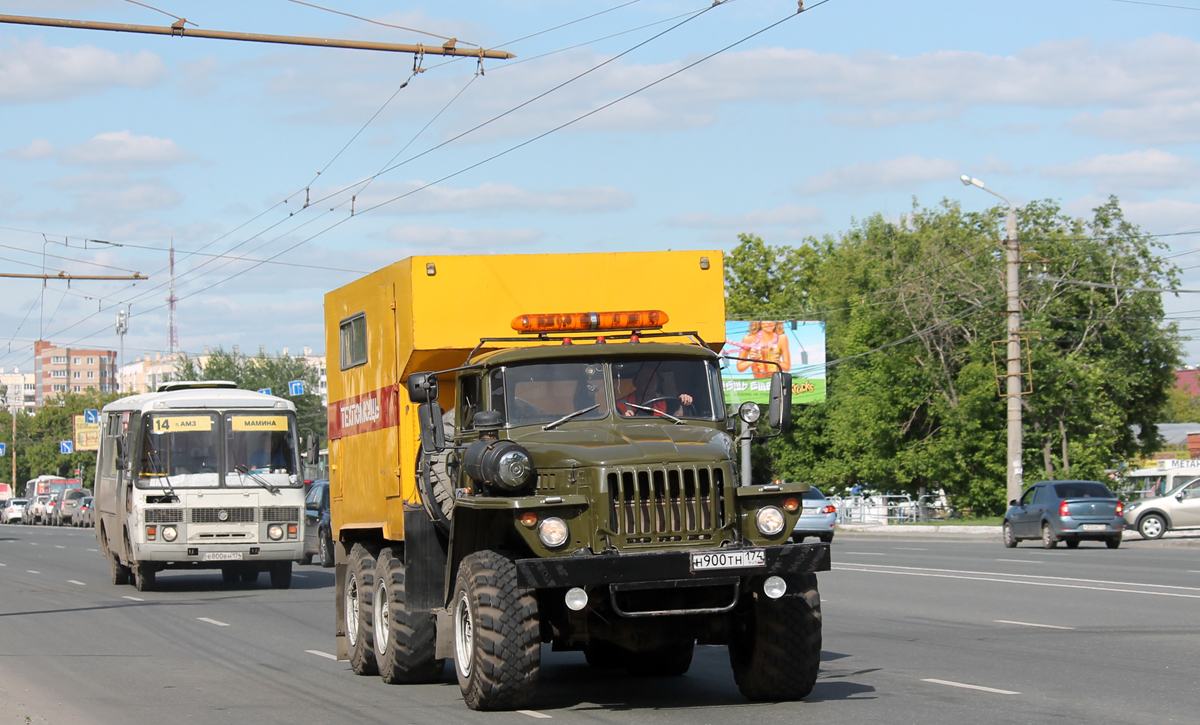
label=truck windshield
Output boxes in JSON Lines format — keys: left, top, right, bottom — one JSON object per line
{"left": 224, "top": 412, "right": 299, "bottom": 489}
{"left": 612, "top": 359, "right": 722, "bottom": 421}
{"left": 139, "top": 412, "right": 222, "bottom": 488}
{"left": 499, "top": 362, "right": 610, "bottom": 428}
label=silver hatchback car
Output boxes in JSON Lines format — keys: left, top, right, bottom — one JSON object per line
{"left": 1124, "top": 476, "right": 1200, "bottom": 539}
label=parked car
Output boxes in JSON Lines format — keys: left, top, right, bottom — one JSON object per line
{"left": 1124, "top": 476, "right": 1200, "bottom": 539}
{"left": 303, "top": 479, "right": 333, "bottom": 567}
{"left": 1003, "top": 480, "right": 1124, "bottom": 549}
{"left": 54, "top": 488, "right": 89, "bottom": 526}
{"left": 791, "top": 485, "right": 837, "bottom": 543}
{"left": 74, "top": 496, "right": 94, "bottom": 528}
{"left": 3, "top": 498, "right": 27, "bottom": 524}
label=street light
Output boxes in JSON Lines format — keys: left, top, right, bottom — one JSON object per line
{"left": 961, "top": 174, "right": 1023, "bottom": 506}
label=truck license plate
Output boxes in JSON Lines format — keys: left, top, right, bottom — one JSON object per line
{"left": 691, "top": 550, "right": 766, "bottom": 572}
{"left": 202, "top": 552, "right": 243, "bottom": 561}
{"left": 1081, "top": 524, "right": 1106, "bottom": 532}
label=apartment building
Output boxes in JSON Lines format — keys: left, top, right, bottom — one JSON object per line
{"left": 32, "top": 341, "right": 118, "bottom": 407}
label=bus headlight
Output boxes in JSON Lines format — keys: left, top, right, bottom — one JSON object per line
{"left": 756, "top": 506, "right": 785, "bottom": 536}
{"left": 162, "top": 526, "right": 178, "bottom": 542}
{"left": 267, "top": 524, "right": 284, "bottom": 541}
{"left": 537, "top": 517, "right": 569, "bottom": 548}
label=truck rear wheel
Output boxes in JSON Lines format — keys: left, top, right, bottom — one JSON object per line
{"left": 346, "top": 543, "right": 380, "bottom": 676}
{"left": 453, "top": 550, "right": 540, "bottom": 710}
{"left": 373, "top": 546, "right": 443, "bottom": 684}
{"left": 729, "top": 573, "right": 821, "bottom": 701}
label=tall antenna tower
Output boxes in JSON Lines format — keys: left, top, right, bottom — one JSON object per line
{"left": 167, "top": 237, "right": 178, "bottom": 354}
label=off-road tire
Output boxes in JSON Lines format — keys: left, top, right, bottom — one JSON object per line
{"left": 346, "top": 543, "right": 380, "bottom": 676}
{"left": 110, "top": 554, "right": 130, "bottom": 586}
{"left": 373, "top": 546, "right": 443, "bottom": 684}
{"left": 729, "top": 573, "right": 821, "bottom": 701}
{"left": 319, "top": 528, "right": 335, "bottom": 568}
{"left": 626, "top": 639, "right": 695, "bottom": 677}
{"left": 1002, "top": 521, "right": 1017, "bottom": 548}
{"left": 453, "top": 549, "right": 540, "bottom": 711}
{"left": 270, "top": 562, "right": 292, "bottom": 589}
{"left": 1041, "top": 523, "right": 1058, "bottom": 549}
{"left": 1106, "top": 537, "right": 1121, "bottom": 549}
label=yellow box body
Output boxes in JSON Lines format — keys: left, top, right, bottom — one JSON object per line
{"left": 323, "top": 250, "right": 726, "bottom": 542}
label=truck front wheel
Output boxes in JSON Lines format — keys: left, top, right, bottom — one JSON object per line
{"left": 373, "top": 546, "right": 443, "bottom": 684}
{"left": 729, "top": 573, "right": 821, "bottom": 701}
{"left": 346, "top": 543, "right": 380, "bottom": 676}
{"left": 453, "top": 550, "right": 540, "bottom": 711}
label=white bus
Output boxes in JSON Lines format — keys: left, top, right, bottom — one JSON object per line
{"left": 94, "top": 381, "right": 305, "bottom": 591}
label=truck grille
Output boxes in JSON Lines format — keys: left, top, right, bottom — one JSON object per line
{"left": 261, "top": 506, "right": 300, "bottom": 522}
{"left": 144, "top": 508, "right": 184, "bottom": 523}
{"left": 606, "top": 465, "right": 726, "bottom": 539}
{"left": 191, "top": 507, "right": 256, "bottom": 523}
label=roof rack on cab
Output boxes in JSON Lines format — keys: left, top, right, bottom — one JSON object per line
{"left": 155, "top": 380, "right": 238, "bottom": 393}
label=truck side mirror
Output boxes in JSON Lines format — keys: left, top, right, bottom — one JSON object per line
{"left": 407, "top": 372, "right": 439, "bottom": 404}
{"left": 418, "top": 401, "right": 446, "bottom": 454}
{"left": 767, "top": 372, "right": 792, "bottom": 432}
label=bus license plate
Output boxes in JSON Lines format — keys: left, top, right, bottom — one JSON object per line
{"left": 691, "top": 550, "right": 765, "bottom": 572}
{"left": 203, "top": 552, "right": 243, "bottom": 561}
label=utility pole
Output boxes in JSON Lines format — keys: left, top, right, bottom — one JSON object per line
{"left": 961, "top": 175, "right": 1024, "bottom": 505}
{"left": 0, "top": 14, "right": 515, "bottom": 60}
{"left": 116, "top": 309, "right": 129, "bottom": 393}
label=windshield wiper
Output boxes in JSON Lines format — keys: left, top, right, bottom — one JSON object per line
{"left": 146, "top": 448, "right": 179, "bottom": 502}
{"left": 234, "top": 464, "right": 280, "bottom": 495}
{"left": 622, "top": 403, "right": 684, "bottom": 424}
{"left": 543, "top": 404, "right": 600, "bottom": 431}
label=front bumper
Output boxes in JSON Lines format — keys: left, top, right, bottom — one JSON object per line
{"left": 132, "top": 542, "right": 303, "bottom": 563}
{"left": 514, "top": 541, "right": 829, "bottom": 589}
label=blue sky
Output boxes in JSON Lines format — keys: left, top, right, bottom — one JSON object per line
{"left": 3, "top": 0, "right": 1200, "bottom": 374}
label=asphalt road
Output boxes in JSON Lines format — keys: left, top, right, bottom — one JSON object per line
{"left": 1, "top": 524, "right": 1197, "bottom": 724}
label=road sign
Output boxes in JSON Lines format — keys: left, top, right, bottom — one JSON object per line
{"left": 84, "top": 408, "right": 100, "bottom": 424}
{"left": 258, "top": 387, "right": 272, "bottom": 395}
{"left": 0, "top": 443, "right": 5, "bottom": 456}
{"left": 60, "top": 440, "right": 73, "bottom": 455}
{"left": 288, "top": 380, "right": 304, "bottom": 396}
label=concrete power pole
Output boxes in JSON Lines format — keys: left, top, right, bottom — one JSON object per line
{"left": 962, "top": 176, "right": 1024, "bottom": 505}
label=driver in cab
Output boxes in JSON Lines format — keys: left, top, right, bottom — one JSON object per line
{"left": 614, "top": 363, "right": 693, "bottom": 417}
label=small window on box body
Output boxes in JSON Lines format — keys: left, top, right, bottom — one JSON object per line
{"left": 339, "top": 313, "right": 368, "bottom": 370}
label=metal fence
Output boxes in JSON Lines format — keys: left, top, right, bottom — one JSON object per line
{"left": 830, "top": 493, "right": 954, "bottom": 525}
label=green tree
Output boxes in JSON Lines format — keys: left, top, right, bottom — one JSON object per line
{"left": 6, "top": 389, "right": 121, "bottom": 489}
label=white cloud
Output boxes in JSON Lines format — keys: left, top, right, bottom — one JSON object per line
{"left": 76, "top": 183, "right": 182, "bottom": 213}
{"left": 0, "top": 39, "right": 166, "bottom": 102}
{"left": 4, "top": 138, "right": 55, "bottom": 161}
{"left": 1070, "top": 102, "right": 1200, "bottom": 145}
{"left": 1041, "top": 150, "right": 1200, "bottom": 190}
{"left": 386, "top": 224, "right": 542, "bottom": 251}
{"left": 797, "top": 156, "right": 960, "bottom": 196}
{"left": 664, "top": 204, "right": 824, "bottom": 230}
{"left": 62, "top": 131, "right": 192, "bottom": 169}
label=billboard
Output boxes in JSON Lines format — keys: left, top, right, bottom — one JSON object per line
{"left": 720, "top": 320, "right": 827, "bottom": 406}
{"left": 72, "top": 414, "right": 100, "bottom": 452}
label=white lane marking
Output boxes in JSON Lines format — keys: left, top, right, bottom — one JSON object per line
{"left": 893, "top": 547, "right": 927, "bottom": 551}
{"left": 996, "top": 559, "right": 1043, "bottom": 564}
{"left": 843, "top": 552, "right": 886, "bottom": 556}
{"left": 518, "top": 711, "right": 553, "bottom": 719}
{"left": 198, "top": 617, "right": 230, "bottom": 627}
{"left": 68, "top": 580, "right": 86, "bottom": 586}
{"left": 835, "top": 563, "right": 1200, "bottom": 599}
{"left": 56, "top": 545, "right": 65, "bottom": 549}
{"left": 26, "top": 570, "right": 40, "bottom": 574}
{"left": 923, "top": 678, "right": 1019, "bottom": 695}
{"left": 29, "top": 542, "right": 38, "bottom": 546}
{"left": 994, "top": 620, "right": 1073, "bottom": 630}
{"left": 0, "top": 562, "right": 6, "bottom": 566}
{"left": 122, "top": 596, "right": 144, "bottom": 602}
{"left": 87, "top": 548, "right": 98, "bottom": 552}
{"left": 293, "top": 574, "right": 308, "bottom": 579}
{"left": 305, "top": 650, "right": 338, "bottom": 660}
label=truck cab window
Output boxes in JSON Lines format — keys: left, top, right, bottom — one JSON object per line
{"left": 459, "top": 374, "right": 482, "bottom": 430}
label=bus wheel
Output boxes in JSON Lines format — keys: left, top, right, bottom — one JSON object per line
{"left": 222, "top": 568, "right": 239, "bottom": 587}
{"left": 110, "top": 554, "right": 130, "bottom": 586}
{"left": 346, "top": 543, "right": 380, "bottom": 676}
{"left": 373, "top": 546, "right": 442, "bottom": 684}
{"left": 133, "top": 565, "right": 156, "bottom": 592}
{"left": 270, "top": 562, "right": 292, "bottom": 589}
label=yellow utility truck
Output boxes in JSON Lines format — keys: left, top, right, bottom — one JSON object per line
{"left": 324, "top": 251, "right": 828, "bottom": 710}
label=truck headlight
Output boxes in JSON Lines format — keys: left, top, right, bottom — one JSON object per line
{"left": 738, "top": 402, "right": 761, "bottom": 424}
{"left": 268, "top": 524, "right": 284, "bottom": 541}
{"left": 537, "top": 517, "right": 569, "bottom": 548}
{"left": 464, "top": 439, "right": 536, "bottom": 493}
{"left": 756, "top": 506, "right": 785, "bottom": 536}
{"left": 162, "top": 526, "right": 178, "bottom": 542}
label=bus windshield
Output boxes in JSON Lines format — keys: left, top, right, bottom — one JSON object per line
{"left": 223, "top": 412, "right": 298, "bottom": 489}
{"left": 139, "top": 412, "right": 222, "bottom": 488}
{"left": 136, "top": 411, "right": 299, "bottom": 489}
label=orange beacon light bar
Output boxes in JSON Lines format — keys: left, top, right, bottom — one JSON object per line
{"left": 511, "top": 310, "right": 669, "bottom": 334}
